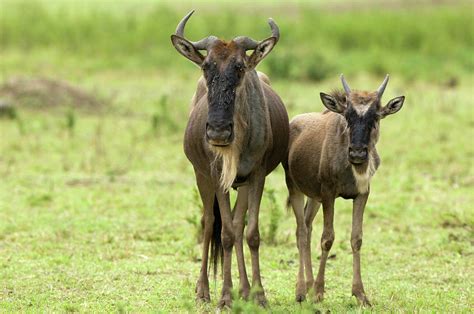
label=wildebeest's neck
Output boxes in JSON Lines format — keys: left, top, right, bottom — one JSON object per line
{"left": 236, "top": 70, "right": 266, "bottom": 117}
{"left": 233, "top": 70, "right": 270, "bottom": 178}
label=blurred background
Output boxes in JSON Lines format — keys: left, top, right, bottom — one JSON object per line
{"left": 0, "top": 0, "right": 473, "bottom": 312}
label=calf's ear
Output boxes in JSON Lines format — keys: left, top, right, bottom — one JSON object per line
{"left": 379, "top": 96, "right": 405, "bottom": 118}
{"left": 171, "top": 35, "right": 205, "bottom": 66}
{"left": 320, "top": 92, "right": 346, "bottom": 114}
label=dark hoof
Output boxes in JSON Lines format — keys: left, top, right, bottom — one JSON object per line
{"left": 195, "top": 280, "right": 210, "bottom": 303}
{"left": 253, "top": 291, "right": 268, "bottom": 307}
{"left": 313, "top": 282, "right": 324, "bottom": 303}
{"left": 239, "top": 287, "right": 250, "bottom": 300}
{"left": 314, "top": 292, "right": 324, "bottom": 303}
{"left": 353, "top": 291, "right": 371, "bottom": 307}
{"left": 217, "top": 295, "right": 232, "bottom": 309}
{"left": 296, "top": 294, "right": 306, "bottom": 303}
{"left": 295, "top": 281, "right": 306, "bottom": 303}
{"left": 196, "top": 294, "right": 210, "bottom": 303}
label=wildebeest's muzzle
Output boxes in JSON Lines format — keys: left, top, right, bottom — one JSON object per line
{"left": 348, "top": 145, "right": 368, "bottom": 164}
{"left": 206, "top": 120, "right": 234, "bottom": 146}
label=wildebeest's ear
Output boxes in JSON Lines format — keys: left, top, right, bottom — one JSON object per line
{"left": 379, "top": 96, "right": 405, "bottom": 118}
{"left": 320, "top": 92, "right": 346, "bottom": 114}
{"left": 171, "top": 35, "right": 205, "bottom": 66}
{"left": 247, "top": 37, "right": 277, "bottom": 69}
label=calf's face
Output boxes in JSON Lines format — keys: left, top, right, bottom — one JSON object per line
{"left": 320, "top": 75, "right": 405, "bottom": 165}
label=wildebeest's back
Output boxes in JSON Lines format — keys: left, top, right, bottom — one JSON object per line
{"left": 260, "top": 80, "right": 289, "bottom": 175}
{"left": 287, "top": 112, "right": 334, "bottom": 199}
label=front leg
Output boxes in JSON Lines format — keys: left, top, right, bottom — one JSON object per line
{"left": 351, "top": 192, "right": 371, "bottom": 306}
{"left": 194, "top": 173, "right": 214, "bottom": 302}
{"left": 215, "top": 190, "right": 235, "bottom": 309}
{"left": 246, "top": 171, "right": 267, "bottom": 306}
{"left": 233, "top": 186, "right": 251, "bottom": 299}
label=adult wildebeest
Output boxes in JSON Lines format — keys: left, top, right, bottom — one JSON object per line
{"left": 171, "top": 11, "right": 289, "bottom": 308}
{"left": 284, "top": 75, "right": 405, "bottom": 305}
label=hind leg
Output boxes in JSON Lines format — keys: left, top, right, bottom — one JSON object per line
{"left": 289, "top": 189, "right": 308, "bottom": 302}
{"left": 194, "top": 172, "right": 214, "bottom": 302}
{"left": 303, "top": 198, "right": 321, "bottom": 293}
{"left": 286, "top": 169, "right": 309, "bottom": 302}
{"left": 233, "top": 186, "right": 250, "bottom": 299}
{"left": 313, "top": 196, "right": 335, "bottom": 302}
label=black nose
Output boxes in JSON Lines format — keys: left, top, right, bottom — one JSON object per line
{"left": 349, "top": 146, "right": 368, "bottom": 163}
{"left": 206, "top": 122, "right": 233, "bottom": 146}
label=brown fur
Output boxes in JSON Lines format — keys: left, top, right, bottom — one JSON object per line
{"left": 171, "top": 12, "right": 289, "bottom": 307}
{"left": 176, "top": 39, "right": 288, "bottom": 308}
{"left": 284, "top": 84, "right": 405, "bottom": 306}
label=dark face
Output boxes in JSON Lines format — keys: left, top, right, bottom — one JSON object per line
{"left": 344, "top": 102, "right": 380, "bottom": 165}
{"left": 202, "top": 41, "right": 246, "bottom": 147}
{"left": 320, "top": 75, "right": 405, "bottom": 166}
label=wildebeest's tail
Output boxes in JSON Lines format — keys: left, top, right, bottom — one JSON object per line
{"left": 209, "top": 195, "right": 223, "bottom": 278}
{"left": 286, "top": 196, "right": 292, "bottom": 212}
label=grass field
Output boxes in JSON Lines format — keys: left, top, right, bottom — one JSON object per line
{"left": 0, "top": 0, "right": 473, "bottom": 312}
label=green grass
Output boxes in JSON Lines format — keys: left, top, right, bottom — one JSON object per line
{"left": 1, "top": 0, "right": 473, "bottom": 82}
{"left": 0, "top": 0, "right": 473, "bottom": 312}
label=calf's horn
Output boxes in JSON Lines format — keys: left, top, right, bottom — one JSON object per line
{"left": 340, "top": 74, "right": 351, "bottom": 95}
{"left": 377, "top": 74, "right": 390, "bottom": 98}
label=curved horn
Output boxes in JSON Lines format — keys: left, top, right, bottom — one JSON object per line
{"left": 377, "top": 74, "right": 390, "bottom": 98}
{"left": 175, "top": 10, "right": 194, "bottom": 38}
{"left": 233, "top": 18, "right": 280, "bottom": 50}
{"left": 268, "top": 18, "right": 280, "bottom": 42}
{"left": 233, "top": 36, "right": 259, "bottom": 50}
{"left": 340, "top": 74, "right": 351, "bottom": 94}
{"left": 175, "top": 10, "right": 217, "bottom": 50}
{"left": 192, "top": 35, "right": 218, "bottom": 50}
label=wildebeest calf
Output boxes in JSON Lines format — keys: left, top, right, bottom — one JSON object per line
{"left": 284, "top": 75, "right": 405, "bottom": 305}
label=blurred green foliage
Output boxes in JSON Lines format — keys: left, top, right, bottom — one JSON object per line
{"left": 1, "top": 0, "right": 473, "bottom": 82}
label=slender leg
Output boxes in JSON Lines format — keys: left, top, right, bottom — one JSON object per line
{"left": 313, "top": 197, "right": 335, "bottom": 302}
{"left": 194, "top": 173, "right": 214, "bottom": 302}
{"left": 246, "top": 173, "right": 267, "bottom": 306}
{"left": 351, "top": 193, "right": 371, "bottom": 306}
{"left": 303, "top": 198, "right": 321, "bottom": 293}
{"left": 233, "top": 186, "right": 251, "bottom": 299}
{"left": 215, "top": 190, "right": 234, "bottom": 309}
{"left": 289, "top": 189, "right": 307, "bottom": 302}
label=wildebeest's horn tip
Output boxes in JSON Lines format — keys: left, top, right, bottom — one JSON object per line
{"left": 340, "top": 74, "right": 351, "bottom": 94}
